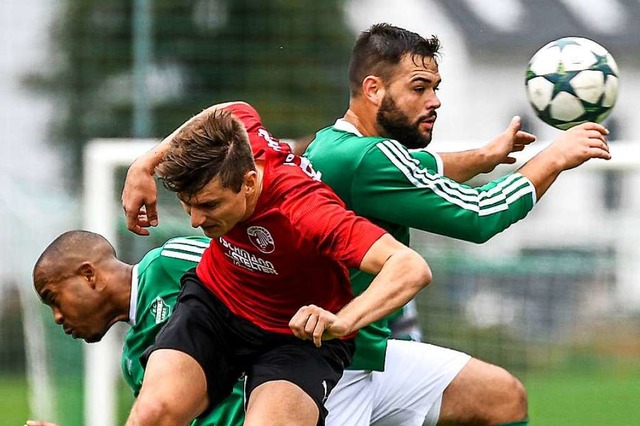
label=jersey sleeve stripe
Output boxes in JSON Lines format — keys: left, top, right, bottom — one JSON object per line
{"left": 384, "top": 140, "right": 522, "bottom": 200}
{"left": 161, "top": 249, "right": 203, "bottom": 263}
{"left": 164, "top": 242, "right": 207, "bottom": 255}
{"left": 166, "top": 238, "right": 210, "bottom": 248}
{"left": 376, "top": 140, "right": 535, "bottom": 216}
{"left": 410, "top": 148, "right": 444, "bottom": 175}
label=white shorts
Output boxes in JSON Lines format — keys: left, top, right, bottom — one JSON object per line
{"left": 325, "top": 339, "right": 471, "bottom": 426}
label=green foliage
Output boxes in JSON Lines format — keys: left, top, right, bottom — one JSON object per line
{"left": 29, "top": 0, "right": 353, "bottom": 186}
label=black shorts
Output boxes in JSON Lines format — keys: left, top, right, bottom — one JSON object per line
{"left": 141, "top": 270, "right": 355, "bottom": 424}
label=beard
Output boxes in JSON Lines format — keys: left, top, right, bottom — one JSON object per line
{"left": 376, "top": 95, "right": 434, "bottom": 149}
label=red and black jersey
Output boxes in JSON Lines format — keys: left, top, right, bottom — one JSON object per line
{"left": 196, "top": 102, "right": 386, "bottom": 334}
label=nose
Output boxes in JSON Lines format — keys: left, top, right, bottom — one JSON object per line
{"left": 53, "top": 307, "right": 64, "bottom": 325}
{"left": 428, "top": 90, "right": 441, "bottom": 110}
{"left": 190, "top": 208, "right": 206, "bottom": 229}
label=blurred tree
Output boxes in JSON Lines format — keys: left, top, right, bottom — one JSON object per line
{"left": 27, "top": 0, "right": 353, "bottom": 185}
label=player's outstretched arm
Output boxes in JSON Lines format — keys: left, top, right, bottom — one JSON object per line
{"left": 25, "top": 421, "right": 59, "bottom": 426}
{"left": 518, "top": 122, "right": 610, "bottom": 201}
{"left": 439, "top": 116, "right": 536, "bottom": 182}
{"left": 122, "top": 101, "right": 248, "bottom": 235}
{"left": 289, "top": 234, "right": 431, "bottom": 347}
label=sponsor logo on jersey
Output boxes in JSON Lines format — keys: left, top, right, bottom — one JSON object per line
{"left": 150, "top": 297, "right": 171, "bottom": 324}
{"left": 284, "top": 153, "right": 322, "bottom": 181}
{"left": 219, "top": 237, "right": 278, "bottom": 275}
{"left": 247, "top": 226, "right": 275, "bottom": 253}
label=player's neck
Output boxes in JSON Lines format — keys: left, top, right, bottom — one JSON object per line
{"left": 113, "top": 262, "right": 135, "bottom": 321}
{"left": 344, "top": 104, "right": 378, "bottom": 137}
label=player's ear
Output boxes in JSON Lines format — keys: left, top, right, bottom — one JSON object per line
{"left": 78, "top": 262, "right": 97, "bottom": 288}
{"left": 362, "top": 75, "right": 385, "bottom": 107}
{"left": 244, "top": 170, "right": 259, "bottom": 194}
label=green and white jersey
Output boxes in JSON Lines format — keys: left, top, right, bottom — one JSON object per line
{"left": 121, "top": 236, "right": 244, "bottom": 426}
{"left": 305, "top": 119, "right": 536, "bottom": 371}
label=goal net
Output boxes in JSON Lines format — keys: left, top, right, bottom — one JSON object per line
{"left": 82, "top": 137, "right": 640, "bottom": 425}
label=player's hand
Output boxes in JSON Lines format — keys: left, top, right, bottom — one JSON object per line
{"left": 479, "top": 116, "right": 536, "bottom": 173}
{"left": 289, "top": 305, "right": 351, "bottom": 348}
{"left": 25, "top": 421, "right": 59, "bottom": 426}
{"left": 122, "top": 158, "right": 159, "bottom": 236}
{"left": 547, "top": 122, "right": 611, "bottom": 170}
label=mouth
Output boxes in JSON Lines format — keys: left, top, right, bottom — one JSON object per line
{"left": 202, "top": 225, "right": 222, "bottom": 237}
{"left": 420, "top": 121, "right": 434, "bottom": 131}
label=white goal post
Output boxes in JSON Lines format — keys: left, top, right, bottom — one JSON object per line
{"left": 83, "top": 139, "right": 156, "bottom": 426}
{"left": 82, "top": 137, "right": 640, "bottom": 426}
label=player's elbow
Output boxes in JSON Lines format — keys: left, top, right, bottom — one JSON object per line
{"left": 406, "top": 249, "right": 432, "bottom": 292}
{"left": 471, "top": 231, "right": 493, "bottom": 244}
{"left": 464, "top": 222, "right": 498, "bottom": 244}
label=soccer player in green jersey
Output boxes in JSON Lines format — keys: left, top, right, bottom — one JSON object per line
{"left": 28, "top": 231, "right": 431, "bottom": 426}
{"left": 30, "top": 231, "right": 244, "bottom": 426}
{"left": 299, "top": 23, "right": 611, "bottom": 426}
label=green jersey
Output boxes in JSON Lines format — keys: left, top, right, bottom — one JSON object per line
{"left": 305, "top": 119, "right": 536, "bottom": 370}
{"left": 121, "top": 236, "right": 244, "bottom": 426}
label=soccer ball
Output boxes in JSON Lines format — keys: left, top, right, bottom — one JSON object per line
{"left": 525, "top": 37, "right": 619, "bottom": 130}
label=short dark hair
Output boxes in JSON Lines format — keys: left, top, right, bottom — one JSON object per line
{"left": 33, "top": 230, "right": 115, "bottom": 289}
{"left": 157, "top": 109, "right": 256, "bottom": 196}
{"left": 349, "top": 23, "right": 441, "bottom": 97}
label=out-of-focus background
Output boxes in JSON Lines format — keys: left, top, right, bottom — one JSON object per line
{"left": 2, "top": 0, "right": 640, "bottom": 425}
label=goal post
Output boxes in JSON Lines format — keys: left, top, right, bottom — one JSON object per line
{"left": 83, "top": 139, "right": 156, "bottom": 426}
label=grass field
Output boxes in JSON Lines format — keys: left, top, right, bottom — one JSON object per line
{"left": 525, "top": 369, "right": 640, "bottom": 425}
{"left": 2, "top": 369, "right": 638, "bottom": 425}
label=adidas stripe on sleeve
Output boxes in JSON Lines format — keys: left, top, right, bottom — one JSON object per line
{"left": 352, "top": 140, "right": 535, "bottom": 244}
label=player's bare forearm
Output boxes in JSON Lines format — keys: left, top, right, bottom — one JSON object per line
{"left": 289, "top": 236, "right": 430, "bottom": 347}
{"left": 122, "top": 101, "right": 248, "bottom": 235}
{"left": 440, "top": 116, "right": 535, "bottom": 182}
{"left": 338, "top": 241, "right": 431, "bottom": 334}
{"left": 439, "top": 150, "right": 493, "bottom": 182}
{"left": 518, "top": 122, "right": 610, "bottom": 200}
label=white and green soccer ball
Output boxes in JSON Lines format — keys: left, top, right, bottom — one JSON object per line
{"left": 525, "top": 37, "right": 619, "bottom": 130}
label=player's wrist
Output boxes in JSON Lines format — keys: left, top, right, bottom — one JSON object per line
{"left": 476, "top": 145, "right": 499, "bottom": 174}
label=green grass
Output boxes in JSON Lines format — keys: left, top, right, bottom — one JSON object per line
{"left": 525, "top": 369, "right": 640, "bottom": 425}
{"left": 0, "top": 375, "right": 83, "bottom": 426}
{"left": 3, "top": 368, "right": 640, "bottom": 425}
{"left": 0, "top": 375, "right": 29, "bottom": 425}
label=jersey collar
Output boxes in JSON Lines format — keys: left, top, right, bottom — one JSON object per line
{"left": 129, "top": 264, "right": 139, "bottom": 326}
{"left": 334, "top": 118, "right": 364, "bottom": 137}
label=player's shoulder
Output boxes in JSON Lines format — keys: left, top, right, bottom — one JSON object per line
{"left": 317, "top": 120, "right": 388, "bottom": 144}
{"left": 222, "top": 101, "right": 261, "bottom": 124}
{"left": 309, "top": 121, "right": 392, "bottom": 162}
{"left": 137, "top": 237, "right": 210, "bottom": 277}
{"left": 160, "top": 236, "right": 210, "bottom": 263}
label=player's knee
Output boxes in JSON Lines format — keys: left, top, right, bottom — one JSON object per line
{"left": 442, "top": 359, "right": 528, "bottom": 425}
{"left": 486, "top": 366, "right": 528, "bottom": 422}
{"left": 129, "top": 396, "right": 185, "bottom": 426}
{"left": 501, "top": 372, "right": 528, "bottom": 419}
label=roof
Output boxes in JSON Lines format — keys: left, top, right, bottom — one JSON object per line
{"left": 435, "top": 0, "right": 640, "bottom": 53}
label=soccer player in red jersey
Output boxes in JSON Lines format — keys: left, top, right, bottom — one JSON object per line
{"left": 122, "top": 102, "right": 432, "bottom": 426}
